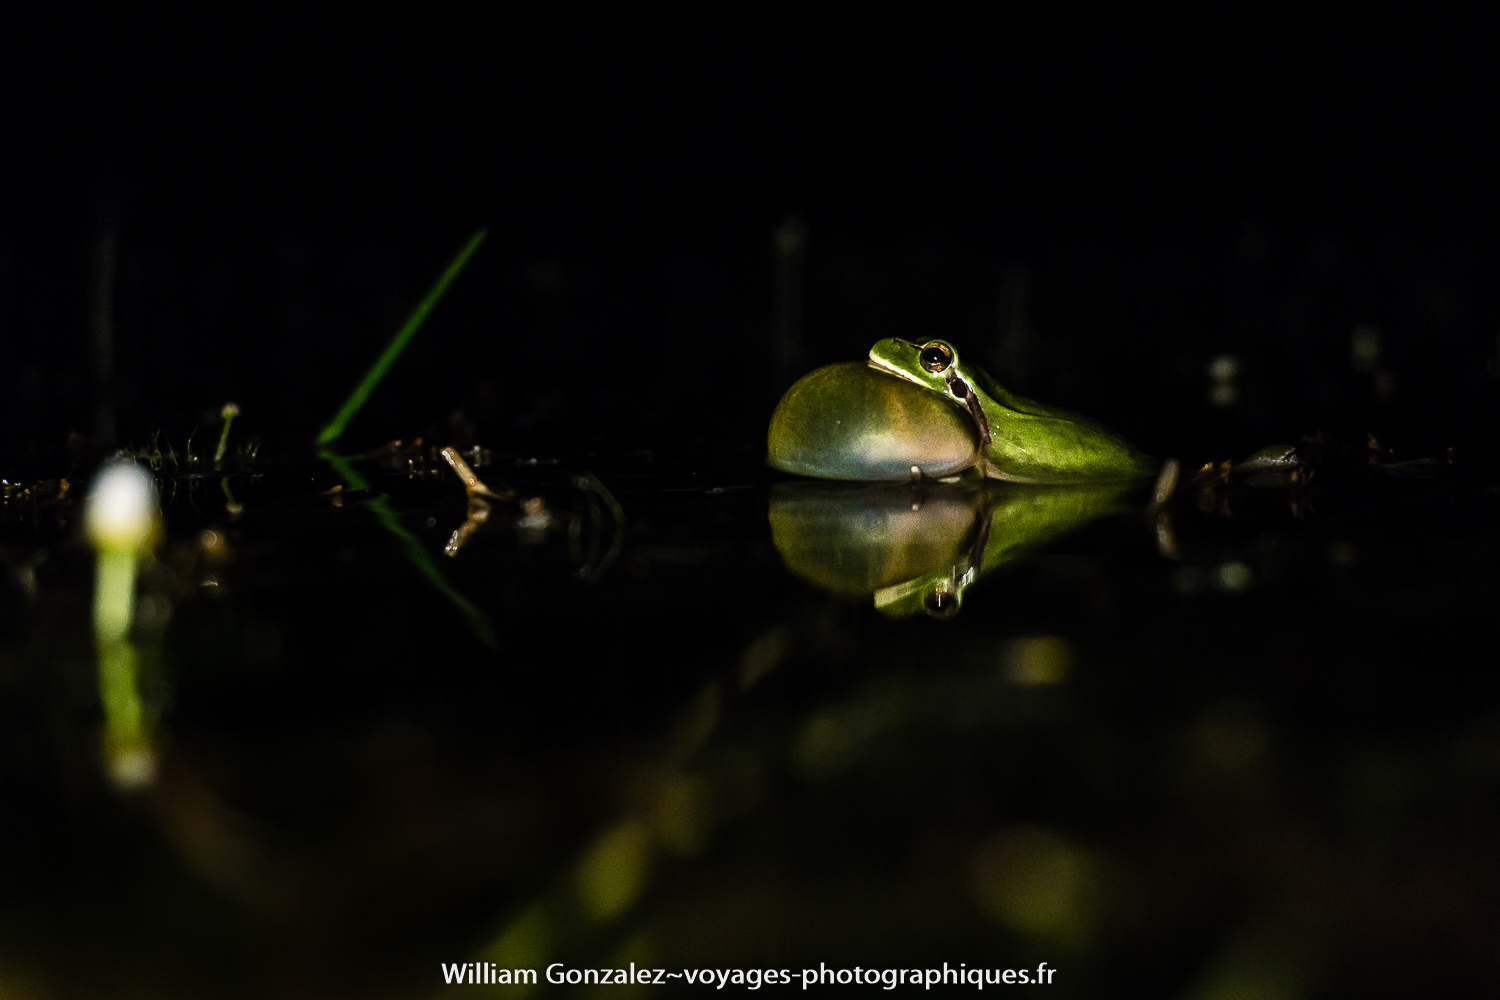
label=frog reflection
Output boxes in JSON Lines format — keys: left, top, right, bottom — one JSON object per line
{"left": 769, "top": 479, "right": 1130, "bottom": 619}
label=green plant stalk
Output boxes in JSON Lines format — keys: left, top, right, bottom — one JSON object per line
{"left": 316, "top": 229, "right": 488, "bottom": 447}
{"left": 94, "top": 549, "right": 145, "bottom": 742}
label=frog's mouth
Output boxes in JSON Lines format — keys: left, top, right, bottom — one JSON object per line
{"left": 866, "top": 340, "right": 930, "bottom": 386}
{"left": 866, "top": 354, "right": 920, "bottom": 383}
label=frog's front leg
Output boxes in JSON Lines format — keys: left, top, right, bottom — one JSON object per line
{"left": 942, "top": 369, "right": 996, "bottom": 479}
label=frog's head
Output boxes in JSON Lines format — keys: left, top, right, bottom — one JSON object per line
{"left": 868, "top": 337, "right": 962, "bottom": 394}
{"left": 869, "top": 337, "right": 992, "bottom": 448}
{"left": 874, "top": 568, "right": 970, "bottom": 620}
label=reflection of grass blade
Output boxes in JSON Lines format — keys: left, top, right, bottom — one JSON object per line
{"left": 323, "top": 451, "right": 497, "bottom": 649}
{"left": 316, "top": 229, "right": 488, "bottom": 447}
{"left": 576, "top": 473, "right": 625, "bottom": 582}
{"left": 583, "top": 484, "right": 601, "bottom": 575}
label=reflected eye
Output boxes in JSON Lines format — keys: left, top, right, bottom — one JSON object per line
{"left": 924, "top": 588, "right": 960, "bottom": 619}
{"left": 919, "top": 344, "right": 952, "bottom": 373}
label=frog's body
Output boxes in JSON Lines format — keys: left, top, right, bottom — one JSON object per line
{"left": 867, "top": 338, "right": 1156, "bottom": 484}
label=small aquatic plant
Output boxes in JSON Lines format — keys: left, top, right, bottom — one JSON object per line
{"left": 84, "top": 461, "right": 158, "bottom": 789}
{"left": 213, "top": 402, "right": 239, "bottom": 468}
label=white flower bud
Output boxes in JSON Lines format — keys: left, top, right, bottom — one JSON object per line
{"left": 85, "top": 463, "right": 158, "bottom": 552}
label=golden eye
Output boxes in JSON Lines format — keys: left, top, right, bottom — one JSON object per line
{"left": 919, "top": 344, "right": 952, "bottom": 373}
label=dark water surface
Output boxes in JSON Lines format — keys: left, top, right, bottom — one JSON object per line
{"left": 2, "top": 444, "right": 1498, "bottom": 999}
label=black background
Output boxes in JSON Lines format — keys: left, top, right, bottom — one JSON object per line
{"left": 3, "top": 8, "right": 1498, "bottom": 470}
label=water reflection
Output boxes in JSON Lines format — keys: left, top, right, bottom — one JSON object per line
{"left": 769, "top": 479, "right": 1134, "bottom": 618}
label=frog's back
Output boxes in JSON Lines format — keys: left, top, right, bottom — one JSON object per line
{"left": 971, "top": 367, "right": 1157, "bottom": 483}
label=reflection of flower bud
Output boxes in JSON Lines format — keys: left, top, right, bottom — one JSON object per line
{"left": 1206, "top": 354, "right": 1240, "bottom": 408}
{"left": 85, "top": 463, "right": 158, "bottom": 552}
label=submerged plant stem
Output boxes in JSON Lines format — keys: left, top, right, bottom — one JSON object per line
{"left": 316, "top": 230, "right": 488, "bottom": 447}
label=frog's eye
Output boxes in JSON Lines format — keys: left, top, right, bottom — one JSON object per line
{"left": 919, "top": 343, "right": 953, "bottom": 374}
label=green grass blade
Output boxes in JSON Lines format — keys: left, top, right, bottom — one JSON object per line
{"left": 316, "top": 229, "right": 488, "bottom": 447}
